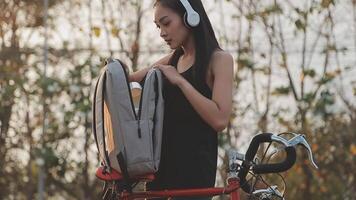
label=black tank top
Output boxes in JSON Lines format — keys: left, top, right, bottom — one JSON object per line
{"left": 147, "top": 51, "right": 218, "bottom": 190}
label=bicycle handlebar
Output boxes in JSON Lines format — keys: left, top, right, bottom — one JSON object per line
{"left": 237, "top": 133, "right": 297, "bottom": 193}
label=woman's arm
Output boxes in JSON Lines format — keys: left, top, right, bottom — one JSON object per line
{"left": 154, "top": 51, "right": 234, "bottom": 132}
{"left": 129, "top": 52, "right": 173, "bottom": 82}
{"left": 177, "top": 51, "right": 233, "bottom": 132}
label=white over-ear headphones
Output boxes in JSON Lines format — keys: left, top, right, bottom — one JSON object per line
{"left": 179, "top": 0, "right": 200, "bottom": 28}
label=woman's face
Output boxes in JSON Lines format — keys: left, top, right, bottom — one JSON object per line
{"left": 154, "top": 3, "right": 190, "bottom": 49}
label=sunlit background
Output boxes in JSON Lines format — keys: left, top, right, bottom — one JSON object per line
{"left": 0, "top": 0, "right": 355, "bottom": 199}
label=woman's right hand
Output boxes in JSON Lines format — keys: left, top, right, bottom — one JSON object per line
{"left": 127, "top": 52, "right": 173, "bottom": 83}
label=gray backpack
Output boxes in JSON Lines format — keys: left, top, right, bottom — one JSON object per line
{"left": 92, "top": 58, "right": 164, "bottom": 178}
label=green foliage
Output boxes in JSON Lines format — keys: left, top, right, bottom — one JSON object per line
{"left": 34, "top": 146, "right": 59, "bottom": 169}
{"left": 237, "top": 57, "right": 254, "bottom": 69}
{"left": 245, "top": 13, "right": 255, "bottom": 21}
{"left": 318, "top": 73, "right": 335, "bottom": 84}
{"left": 314, "top": 90, "right": 335, "bottom": 117}
{"left": 302, "top": 92, "right": 314, "bottom": 103}
{"left": 303, "top": 69, "right": 316, "bottom": 78}
{"left": 272, "top": 86, "right": 291, "bottom": 96}
{"left": 295, "top": 19, "right": 306, "bottom": 31}
{"left": 262, "top": 4, "right": 283, "bottom": 16}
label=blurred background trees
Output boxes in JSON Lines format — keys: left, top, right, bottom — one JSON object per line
{"left": 0, "top": 0, "right": 355, "bottom": 199}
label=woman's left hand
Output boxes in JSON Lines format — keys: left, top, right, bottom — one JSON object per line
{"left": 153, "top": 64, "right": 184, "bottom": 85}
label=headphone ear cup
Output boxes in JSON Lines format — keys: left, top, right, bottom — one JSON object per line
{"left": 180, "top": 0, "right": 200, "bottom": 28}
{"left": 183, "top": 12, "right": 190, "bottom": 28}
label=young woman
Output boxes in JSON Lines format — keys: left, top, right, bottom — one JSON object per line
{"left": 128, "top": 0, "right": 233, "bottom": 198}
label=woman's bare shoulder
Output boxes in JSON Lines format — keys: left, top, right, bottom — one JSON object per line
{"left": 210, "top": 49, "right": 234, "bottom": 72}
{"left": 212, "top": 49, "right": 233, "bottom": 62}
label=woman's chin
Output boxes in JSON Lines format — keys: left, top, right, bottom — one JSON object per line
{"left": 168, "top": 44, "right": 178, "bottom": 50}
{"left": 166, "top": 41, "right": 176, "bottom": 49}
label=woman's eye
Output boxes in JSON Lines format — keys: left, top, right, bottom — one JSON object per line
{"left": 155, "top": 21, "right": 169, "bottom": 29}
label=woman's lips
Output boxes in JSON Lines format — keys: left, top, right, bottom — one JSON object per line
{"left": 165, "top": 39, "right": 172, "bottom": 44}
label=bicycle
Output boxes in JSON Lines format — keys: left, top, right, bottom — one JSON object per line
{"left": 95, "top": 132, "right": 318, "bottom": 200}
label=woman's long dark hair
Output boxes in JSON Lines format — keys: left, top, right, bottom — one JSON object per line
{"left": 154, "top": 0, "right": 221, "bottom": 93}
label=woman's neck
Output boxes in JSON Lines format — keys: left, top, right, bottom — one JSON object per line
{"left": 181, "top": 34, "right": 195, "bottom": 59}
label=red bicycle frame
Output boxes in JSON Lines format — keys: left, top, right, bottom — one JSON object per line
{"left": 96, "top": 167, "right": 241, "bottom": 200}
{"left": 120, "top": 178, "right": 239, "bottom": 200}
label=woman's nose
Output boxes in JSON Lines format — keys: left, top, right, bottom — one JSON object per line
{"left": 160, "top": 28, "right": 167, "bottom": 38}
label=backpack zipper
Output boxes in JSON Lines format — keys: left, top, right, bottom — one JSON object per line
{"left": 121, "top": 64, "right": 138, "bottom": 120}
{"left": 137, "top": 74, "right": 147, "bottom": 139}
{"left": 117, "top": 60, "right": 142, "bottom": 138}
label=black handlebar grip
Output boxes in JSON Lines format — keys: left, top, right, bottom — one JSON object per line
{"left": 238, "top": 133, "right": 273, "bottom": 193}
{"left": 252, "top": 146, "right": 296, "bottom": 174}
{"left": 244, "top": 133, "right": 273, "bottom": 161}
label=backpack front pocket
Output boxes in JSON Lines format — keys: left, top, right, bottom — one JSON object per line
{"left": 122, "top": 119, "right": 154, "bottom": 176}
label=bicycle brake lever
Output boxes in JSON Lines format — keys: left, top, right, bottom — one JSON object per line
{"left": 287, "top": 134, "right": 319, "bottom": 169}
{"left": 252, "top": 185, "right": 285, "bottom": 200}
{"left": 271, "top": 134, "right": 290, "bottom": 146}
